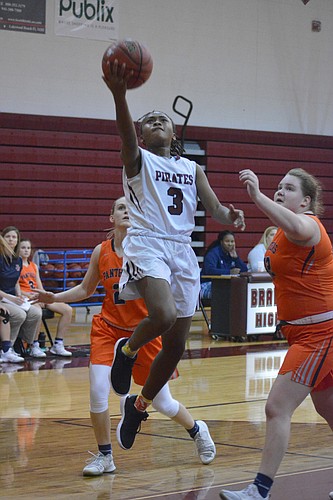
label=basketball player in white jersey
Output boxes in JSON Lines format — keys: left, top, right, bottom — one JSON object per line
{"left": 103, "top": 60, "right": 246, "bottom": 451}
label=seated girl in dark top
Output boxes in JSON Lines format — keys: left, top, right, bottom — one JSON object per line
{"left": 200, "top": 230, "right": 247, "bottom": 299}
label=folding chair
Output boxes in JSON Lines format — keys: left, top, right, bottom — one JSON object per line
{"left": 199, "top": 296, "right": 211, "bottom": 330}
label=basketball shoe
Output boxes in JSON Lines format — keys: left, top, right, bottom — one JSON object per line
{"left": 50, "top": 341, "right": 72, "bottom": 357}
{"left": 194, "top": 420, "right": 216, "bottom": 464}
{"left": 83, "top": 451, "right": 116, "bottom": 476}
{"left": 117, "top": 395, "right": 148, "bottom": 449}
{"left": 111, "top": 338, "right": 137, "bottom": 395}
{"left": 219, "top": 484, "right": 270, "bottom": 499}
{"left": 30, "top": 342, "right": 47, "bottom": 358}
{"left": 1, "top": 348, "right": 24, "bottom": 363}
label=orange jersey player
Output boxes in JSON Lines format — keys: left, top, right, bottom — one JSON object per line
{"left": 19, "top": 259, "right": 38, "bottom": 293}
{"left": 89, "top": 237, "right": 164, "bottom": 386}
{"left": 33, "top": 196, "right": 216, "bottom": 476}
{"left": 221, "top": 168, "right": 333, "bottom": 500}
{"left": 19, "top": 240, "right": 72, "bottom": 358}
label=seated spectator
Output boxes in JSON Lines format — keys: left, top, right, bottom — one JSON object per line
{"left": 247, "top": 226, "right": 277, "bottom": 272}
{"left": 200, "top": 230, "right": 247, "bottom": 299}
{"left": 19, "top": 239, "right": 72, "bottom": 358}
{"left": 0, "top": 227, "right": 42, "bottom": 362}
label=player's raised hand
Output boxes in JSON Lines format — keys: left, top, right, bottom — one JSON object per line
{"left": 239, "top": 169, "right": 261, "bottom": 201}
{"left": 228, "top": 204, "right": 246, "bottom": 231}
{"left": 102, "top": 59, "right": 133, "bottom": 96}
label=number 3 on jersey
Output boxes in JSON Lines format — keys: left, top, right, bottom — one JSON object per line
{"left": 167, "top": 187, "right": 183, "bottom": 215}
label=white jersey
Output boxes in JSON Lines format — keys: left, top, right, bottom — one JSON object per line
{"left": 123, "top": 147, "right": 198, "bottom": 240}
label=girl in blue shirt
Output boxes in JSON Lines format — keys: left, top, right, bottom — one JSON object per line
{"left": 201, "top": 230, "right": 247, "bottom": 299}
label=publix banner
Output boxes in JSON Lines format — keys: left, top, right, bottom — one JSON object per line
{"left": 55, "top": 0, "right": 118, "bottom": 41}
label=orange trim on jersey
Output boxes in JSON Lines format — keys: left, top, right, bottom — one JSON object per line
{"left": 19, "top": 261, "right": 38, "bottom": 292}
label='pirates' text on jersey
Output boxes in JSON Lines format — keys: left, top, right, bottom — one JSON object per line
{"left": 123, "top": 148, "right": 198, "bottom": 237}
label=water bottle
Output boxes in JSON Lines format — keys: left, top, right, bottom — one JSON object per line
{"left": 38, "top": 332, "right": 46, "bottom": 349}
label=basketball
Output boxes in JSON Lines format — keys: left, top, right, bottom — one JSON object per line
{"left": 44, "top": 280, "right": 59, "bottom": 291}
{"left": 67, "top": 262, "right": 82, "bottom": 279}
{"left": 40, "top": 263, "right": 55, "bottom": 279}
{"left": 81, "top": 262, "right": 90, "bottom": 275}
{"left": 66, "top": 280, "right": 80, "bottom": 288}
{"left": 54, "top": 262, "right": 69, "bottom": 278}
{"left": 102, "top": 39, "right": 153, "bottom": 89}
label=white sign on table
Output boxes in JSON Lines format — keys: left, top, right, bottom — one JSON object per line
{"left": 247, "top": 281, "right": 277, "bottom": 334}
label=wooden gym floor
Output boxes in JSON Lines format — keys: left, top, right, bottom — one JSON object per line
{"left": 1, "top": 309, "right": 333, "bottom": 499}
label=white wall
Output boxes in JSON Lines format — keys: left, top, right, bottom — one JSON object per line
{"left": 1, "top": 0, "right": 333, "bottom": 134}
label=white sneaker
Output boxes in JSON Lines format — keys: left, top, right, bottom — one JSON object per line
{"left": 193, "top": 420, "right": 216, "bottom": 464}
{"left": 1, "top": 348, "right": 24, "bottom": 363}
{"left": 219, "top": 484, "right": 268, "bottom": 500}
{"left": 82, "top": 451, "right": 116, "bottom": 476}
{"left": 30, "top": 342, "right": 47, "bottom": 358}
{"left": 50, "top": 342, "right": 72, "bottom": 357}
{"left": 329, "top": 492, "right": 333, "bottom": 499}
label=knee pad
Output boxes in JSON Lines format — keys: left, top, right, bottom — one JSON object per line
{"left": 89, "top": 364, "right": 111, "bottom": 413}
{"left": 152, "top": 384, "right": 180, "bottom": 418}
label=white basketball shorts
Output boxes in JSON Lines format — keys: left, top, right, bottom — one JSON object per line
{"left": 119, "top": 234, "right": 200, "bottom": 318}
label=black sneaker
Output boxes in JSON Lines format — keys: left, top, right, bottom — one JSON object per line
{"left": 110, "top": 337, "right": 137, "bottom": 395}
{"left": 116, "top": 395, "right": 149, "bottom": 450}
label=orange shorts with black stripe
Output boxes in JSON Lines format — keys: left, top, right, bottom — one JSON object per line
{"left": 90, "top": 313, "right": 178, "bottom": 387}
{"left": 279, "top": 319, "right": 333, "bottom": 392}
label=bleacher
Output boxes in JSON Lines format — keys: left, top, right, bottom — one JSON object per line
{"left": 1, "top": 112, "right": 332, "bottom": 260}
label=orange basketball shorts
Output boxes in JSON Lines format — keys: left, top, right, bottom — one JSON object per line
{"left": 279, "top": 320, "right": 333, "bottom": 392}
{"left": 90, "top": 313, "right": 176, "bottom": 387}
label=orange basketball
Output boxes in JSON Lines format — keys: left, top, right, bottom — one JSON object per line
{"left": 66, "top": 280, "right": 80, "bottom": 288}
{"left": 102, "top": 39, "right": 153, "bottom": 89}
{"left": 40, "top": 263, "right": 55, "bottom": 279}
{"left": 44, "top": 280, "right": 58, "bottom": 291}
{"left": 81, "top": 262, "right": 89, "bottom": 276}
{"left": 54, "top": 263, "right": 69, "bottom": 278}
{"left": 67, "top": 263, "right": 82, "bottom": 279}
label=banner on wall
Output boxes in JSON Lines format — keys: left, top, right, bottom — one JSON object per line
{"left": 0, "top": 0, "right": 46, "bottom": 34}
{"left": 54, "top": 0, "right": 118, "bottom": 41}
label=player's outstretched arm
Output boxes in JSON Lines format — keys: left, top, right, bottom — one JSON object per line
{"left": 103, "top": 60, "right": 140, "bottom": 178}
{"left": 31, "top": 245, "right": 102, "bottom": 305}
{"left": 239, "top": 169, "right": 316, "bottom": 241}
